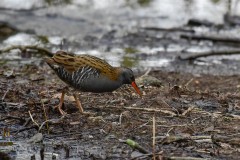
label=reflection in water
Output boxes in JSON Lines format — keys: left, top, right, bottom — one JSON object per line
{"left": 3, "top": 33, "right": 38, "bottom": 46}
{"left": 124, "top": 47, "right": 139, "bottom": 54}
{"left": 139, "top": 58, "right": 171, "bottom": 68}
{"left": 0, "top": 0, "right": 240, "bottom": 74}
{"left": 122, "top": 56, "right": 139, "bottom": 67}
{"left": 0, "top": 0, "right": 239, "bottom": 19}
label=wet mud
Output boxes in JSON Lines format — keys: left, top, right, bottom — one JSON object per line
{"left": 0, "top": 63, "right": 239, "bottom": 159}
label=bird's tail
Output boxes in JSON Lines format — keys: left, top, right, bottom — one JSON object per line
{"left": 44, "top": 57, "right": 59, "bottom": 70}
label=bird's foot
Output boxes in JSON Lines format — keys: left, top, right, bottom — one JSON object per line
{"left": 54, "top": 105, "right": 67, "bottom": 116}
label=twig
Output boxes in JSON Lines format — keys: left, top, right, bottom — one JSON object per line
{"left": 166, "top": 128, "right": 173, "bottom": 136}
{"left": 158, "top": 98, "right": 171, "bottom": 108}
{"left": 191, "top": 136, "right": 212, "bottom": 140}
{"left": 123, "top": 106, "right": 177, "bottom": 117}
{"left": 143, "top": 68, "right": 151, "bottom": 76}
{"left": 152, "top": 114, "right": 156, "bottom": 160}
{"left": 166, "top": 156, "right": 209, "bottom": 160}
{"left": 127, "top": 120, "right": 151, "bottom": 133}
{"left": 0, "top": 45, "right": 53, "bottom": 57}
{"left": 156, "top": 136, "right": 212, "bottom": 140}
{"left": 157, "top": 124, "right": 189, "bottom": 127}
{"left": 38, "top": 117, "right": 64, "bottom": 132}
{"left": 191, "top": 117, "right": 201, "bottom": 123}
{"left": 181, "top": 105, "right": 195, "bottom": 116}
{"left": 23, "top": 114, "right": 35, "bottom": 127}
{"left": 119, "top": 112, "right": 123, "bottom": 125}
{"left": 194, "top": 139, "right": 212, "bottom": 143}
{"left": 155, "top": 98, "right": 179, "bottom": 116}
{"left": 41, "top": 100, "right": 49, "bottom": 134}
{"left": 184, "top": 78, "right": 193, "bottom": 88}
{"left": 105, "top": 105, "right": 177, "bottom": 116}
{"left": 1, "top": 89, "right": 9, "bottom": 101}
{"left": 2, "top": 102, "right": 27, "bottom": 107}
{"left": 29, "top": 110, "right": 39, "bottom": 128}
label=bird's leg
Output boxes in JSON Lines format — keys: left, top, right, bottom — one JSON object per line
{"left": 55, "top": 87, "right": 68, "bottom": 115}
{"left": 73, "top": 93, "right": 84, "bottom": 113}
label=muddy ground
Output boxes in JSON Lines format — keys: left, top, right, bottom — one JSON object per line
{"left": 0, "top": 61, "right": 239, "bottom": 160}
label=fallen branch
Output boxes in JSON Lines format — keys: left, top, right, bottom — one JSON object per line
{"left": 142, "top": 27, "right": 195, "bottom": 33}
{"left": 180, "top": 34, "right": 240, "bottom": 44}
{"left": 187, "top": 19, "right": 215, "bottom": 27}
{"left": 0, "top": 45, "right": 53, "bottom": 57}
{"left": 178, "top": 50, "right": 240, "bottom": 60}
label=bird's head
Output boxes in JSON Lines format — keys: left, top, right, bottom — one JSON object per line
{"left": 119, "top": 67, "right": 142, "bottom": 96}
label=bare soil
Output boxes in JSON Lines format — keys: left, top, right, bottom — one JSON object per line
{"left": 0, "top": 62, "right": 240, "bottom": 159}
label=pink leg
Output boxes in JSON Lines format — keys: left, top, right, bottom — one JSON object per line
{"left": 56, "top": 90, "right": 67, "bottom": 115}
{"left": 73, "top": 93, "right": 84, "bottom": 113}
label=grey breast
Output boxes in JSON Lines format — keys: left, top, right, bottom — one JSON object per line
{"left": 71, "top": 66, "right": 122, "bottom": 93}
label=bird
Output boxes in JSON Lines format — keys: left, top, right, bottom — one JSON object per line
{"left": 45, "top": 50, "right": 142, "bottom": 115}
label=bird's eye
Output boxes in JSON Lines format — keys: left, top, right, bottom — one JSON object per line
{"left": 131, "top": 76, "right": 134, "bottom": 81}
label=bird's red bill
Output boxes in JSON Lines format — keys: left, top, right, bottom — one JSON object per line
{"left": 131, "top": 81, "right": 142, "bottom": 96}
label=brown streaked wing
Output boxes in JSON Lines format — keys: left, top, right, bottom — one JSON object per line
{"left": 52, "top": 51, "right": 119, "bottom": 80}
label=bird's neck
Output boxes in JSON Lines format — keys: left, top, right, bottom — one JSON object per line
{"left": 100, "top": 67, "right": 121, "bottom": 81}
{"left": 113, "top": 67, "right": 126, "bottom": 84}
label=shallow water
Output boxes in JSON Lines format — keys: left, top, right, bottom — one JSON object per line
{"left": 0, "top": 0, "right": 240, "bottom": 75}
